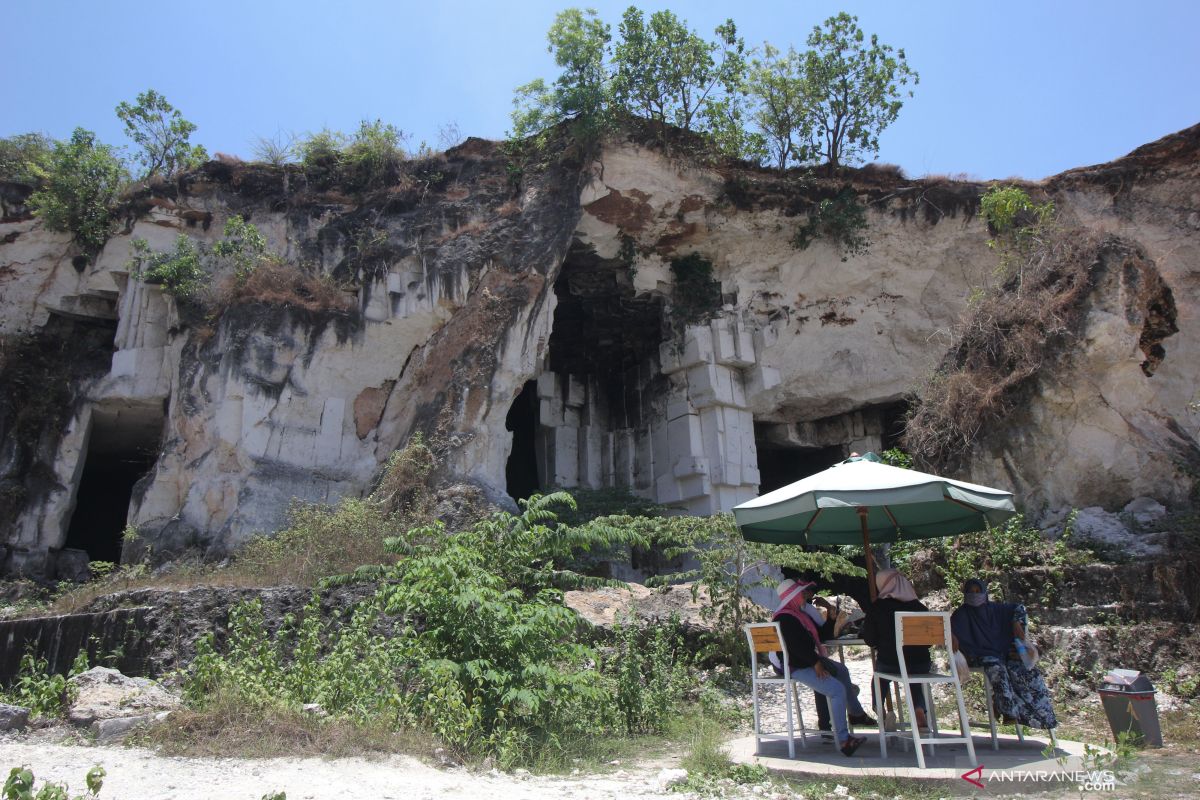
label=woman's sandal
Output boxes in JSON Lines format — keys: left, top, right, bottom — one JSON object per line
{"left": 840, "top": 735, "right": 867, "bottom": 757}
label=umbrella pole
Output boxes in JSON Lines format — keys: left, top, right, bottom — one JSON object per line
{"left": 858, "top": 507, "right": 877, "bottom": 602}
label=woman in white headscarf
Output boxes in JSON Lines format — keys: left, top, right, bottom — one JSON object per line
{"left": 862, "top": 568, "right": 932, "bottom": 730}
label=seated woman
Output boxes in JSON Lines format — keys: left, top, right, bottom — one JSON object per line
{"left": 861, "top": 568, "right": 932, "bottom": 730}
{"left": 950, "top": 578, "right": 1058, "bottom": 730}
{"left": 772, "top": 579, "right": 868, "bottom": 756}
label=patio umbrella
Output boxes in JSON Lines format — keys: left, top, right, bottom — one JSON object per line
{"left": 732, "top": 452, "right": 1017, "bottom": 600}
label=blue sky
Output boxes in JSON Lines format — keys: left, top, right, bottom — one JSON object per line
{"left": 5, "top": 0, "right": 1198, "bottom": 180}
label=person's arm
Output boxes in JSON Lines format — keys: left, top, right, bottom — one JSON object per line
{"left": 861, "top": 608, "right": 879, "bottom": 648}
{"left": 952, "top": 633, "right": 960, "bottom": 653}
{"left": 1012, "top": 620, "right": 1026, "bottom": 640}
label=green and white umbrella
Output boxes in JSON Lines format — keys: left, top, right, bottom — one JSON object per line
{"left": 732, "top": 452, "right": 1017, "bottom": 599}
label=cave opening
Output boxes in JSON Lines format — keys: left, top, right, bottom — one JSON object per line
{"left": 64, "top": 400, "right": 165, "bottom": 564}
{"left": 754, "top": 443, "right": 846, "bottom": 494}
{"left": 505, "top": 380, "right": 541, "bottom": 502}
{"left": 504, "top": 239, "right": 666, "bottom": 499}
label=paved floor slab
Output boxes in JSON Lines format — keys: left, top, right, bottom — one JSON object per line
{"left": 729, "top": 730, "right": 1109, "bottom": 784}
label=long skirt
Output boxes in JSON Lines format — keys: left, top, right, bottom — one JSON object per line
{"left": 981, "top": 659, "right": 1058, "bottom": 730}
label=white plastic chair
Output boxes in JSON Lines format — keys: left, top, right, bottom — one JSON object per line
{"left": 872, "top": 612, "right": 977, "bottom": 768}
{"left": 744, "top": 622, "right": 808, "bottom": 758}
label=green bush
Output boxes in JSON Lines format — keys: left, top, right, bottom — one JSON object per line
{"left": 183, "top": 493, "right": 649, "bottom": 768}
{"left": 342, "top": 120, "right": 407, "bottom": 191}
{"left": 127, "top": 235, "right": 206, "bottom": 299}
{"left": 608, "top": 617, "right": 690, "bottom": 735}
{"left": 3, "top": 766, "right": 105, "bottom": 800}
{"left": 28, "top": 128, "right": 127, "bottom": 254}
{"left": 0, "top": 133, "right": 54, "bottom": 185}
{"left": 212, "top": 214, "right": 270, "bottom": 284}
{"left": 0, "top": 650, "right": 89, "bottom": 719}
{"left": 791, "top": 188, "right": 870, "bottom": 260}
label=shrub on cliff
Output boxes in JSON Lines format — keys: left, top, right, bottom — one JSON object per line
{"left": 27, "top": 128, "right": 127, "bottom": 254}
{"left": 297, "top": 121, "right": 408, "bottom": 191}
{"left": 0, "top": 132, "right": 54, "bottom": 186}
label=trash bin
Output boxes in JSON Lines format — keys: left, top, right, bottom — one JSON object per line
{"left": 1098, "top": 669, "right": 1162, "bottom": 747}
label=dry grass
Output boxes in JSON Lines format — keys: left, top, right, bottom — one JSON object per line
{"left": 215, "top": 260, "right": 355, "bottom": 314}
{"left": 903, "top": 228, "right": 1115, "bottom": 471}
{"left": 138, "top": 691, "right": 436, "bottom": 759}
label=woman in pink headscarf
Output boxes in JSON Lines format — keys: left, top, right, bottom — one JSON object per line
{"left": 772, "top": 578, "right": 868, "bottom": 756}
{"left": 862, "top": 568, "right": 932, "bottom": 730}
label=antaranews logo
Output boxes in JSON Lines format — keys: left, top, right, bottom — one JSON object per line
{"left": 962, "top": 766, "right": 1116, "bottom": 791}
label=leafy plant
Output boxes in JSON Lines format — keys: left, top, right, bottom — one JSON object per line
{"left": 608, "top": 616, "right": 690, "bottom": 734}
{"left": 0, "top": 133, "right": 54, "bottom": 185}
{"left": 612, "top": 9, "right": 748, "bottom": 135}
{"left": 182, "top": 492, "right": 651, "bottom": 768}
{"left": 115, "top": 89, "right": 207, "bottom": 179}
{"left": 27, "top": 128, "right": 127, "bottom": 254}
{"left": 511, "top": 8, "right": 615, "bottom": 148}
{"left": 212, "top": 214, "right": 269, "bottom": 284}
{"left": 342, "top": 120, "right": 408, "bottom": 191}
{"left": 3, "top": 766, "right": 104, "bottom": 800}
{"left": 127, "top": 234, "right": 207, "bottom": 299}
{"left": 799, "top": 13, "right": 918, "bottom": 174}
{"left": 0, "top": 650, "right": 88, "bottom": 718}
{"left": 252, "top": 133, "right": 297, "bottom": 166}
{"left": 791, "top": 187, "right": 870, "bottom": 260}
{"left": 747, "top": 44, "right": 809, "bottom": 170}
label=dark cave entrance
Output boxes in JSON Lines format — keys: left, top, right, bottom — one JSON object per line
{"left": 505, "top": 381, "right": 541, "bottom": 502}
{"left": 64, "top": 400, "right": 165, "bottom": 564}
{"left": 503, "top": 239, "right": 666, "bottom": 500}
{"left": 753, "top": 441, "right": 846, "bottom": 494}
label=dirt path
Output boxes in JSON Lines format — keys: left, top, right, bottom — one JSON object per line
{"left": 0, "top": 740, "right": 682, "bottom": 800}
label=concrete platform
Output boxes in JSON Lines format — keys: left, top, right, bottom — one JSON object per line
{"left": 729, "top": 730, "right": 1108, "bottom": 783}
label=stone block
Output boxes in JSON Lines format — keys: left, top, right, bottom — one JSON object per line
{"left": 745, "top": 364, "right": 781, "bottom": 398}
{"left": 687, "top": 364, "right": 737, "bottom": 409}
{"left": 680, "top": 325, "right": 714, "bottom": 368}
{"left": 672, "top": 456, "right": 709, "bottom": 478}
{"left": 549, "top": 426, "right": 579, "bottom": 486}
{"left": 659, "top": 341, "right": 684, "bottom": 375}
{"left": 318, "top": 397, "right": 346, "bottom": 462}
{"left": 563, "top": 406, "right": 582, "bottom": 429}
{"left": 539, "top": 398, "right": 564, "bottom": 427}
{"left": 386, "top": 272, "right": 404, "bottom": 294}
{"left": 676, "top": 473, "right": 712, "bottom": 502}
{"left": 711, "top": 318, "right": 755, "bottom": 368}
{"left": 667, "top": 413, "right": 702, "bottom": 460}
{"left": 536, "top": 372, "right": 559, "bottom": 400}
{"left": 566, "top": 374, "right": 586, "bottom": 408}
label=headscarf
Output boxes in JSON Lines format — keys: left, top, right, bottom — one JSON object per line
{"left": 875, "top": 568, "right": 918, "bottom": 602}
{"left": 772, "top": 579, "right": 828, "bottom": 657}
{"left": 949, "top": 578, "right": 1019, "bottom": 660}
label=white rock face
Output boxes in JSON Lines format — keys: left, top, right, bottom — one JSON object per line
{"left": 2, "top": 130, "right": 1198, "bottom": 573}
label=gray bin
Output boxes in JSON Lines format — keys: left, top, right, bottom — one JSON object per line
{"left": 1098, "top": 669, "right": 1162, "bottom": 747}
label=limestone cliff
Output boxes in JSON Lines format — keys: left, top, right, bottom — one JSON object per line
{"left": 1, "top": 123, "right": 1197, "bottom": 577}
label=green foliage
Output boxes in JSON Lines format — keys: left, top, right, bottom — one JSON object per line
{"left": 612, "top": 10, "right": 748, "bottom": 135}
{"left": 878, "top": 447, "right": 912, "bottom": 469}
{"left": 511, "top": 8, "right": 614, "bottom": 147}
{"left": 183, "top": 493, "right": 654, "bottom": 768}
{"left": 127, "top": 234, "right": 206, "bottom": 298}
{"left": 212, "top": 214, "right": 269, "bottom": 283}
{"left": 800, "top": 13, "right": 918, "bottom": 173}
{"left": 650, "top": 514, "right": 862, "bottom": 669}
{"left": 979, "top": 184, "right": 1056, "bottom": 280}
{"left": 791, "top": 188, "right": 870, "bottom": 260}
{"left": 342, "top": 120, "right": 408, "bottom": 191}
{"left": 0, "top": 133, "right": 54, "bottom": 185}
{"left": 891, "top": 511, "right": 1089, "bottom": 606}
{"left": 3, "top": 766, "right": 104, "bottom": 800}
{"left": 1160, "top": 665, "right": 1200, "bottom": 699}
{"left": 668, "top": 253, "right": 723, "bottom": 333}
{"left": 115, "top": 89, "right": 207, "bottom": 179}
{"left": 608, "top": 617, "right": 691, "bottom": 734}
{"left": 747, "top": 44, "right": 809, "bottom": 170}
{"left": 0, "top": 652, "right": 71, "bottom": 719}
{"left": 297, "top": 122, "right": 407, "bottom": 191}
{"left": 128, "top": 215, "right": 276, "bottom": 299}
{"left": 27, "top": 128, "right": 127, "bottom": 254}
